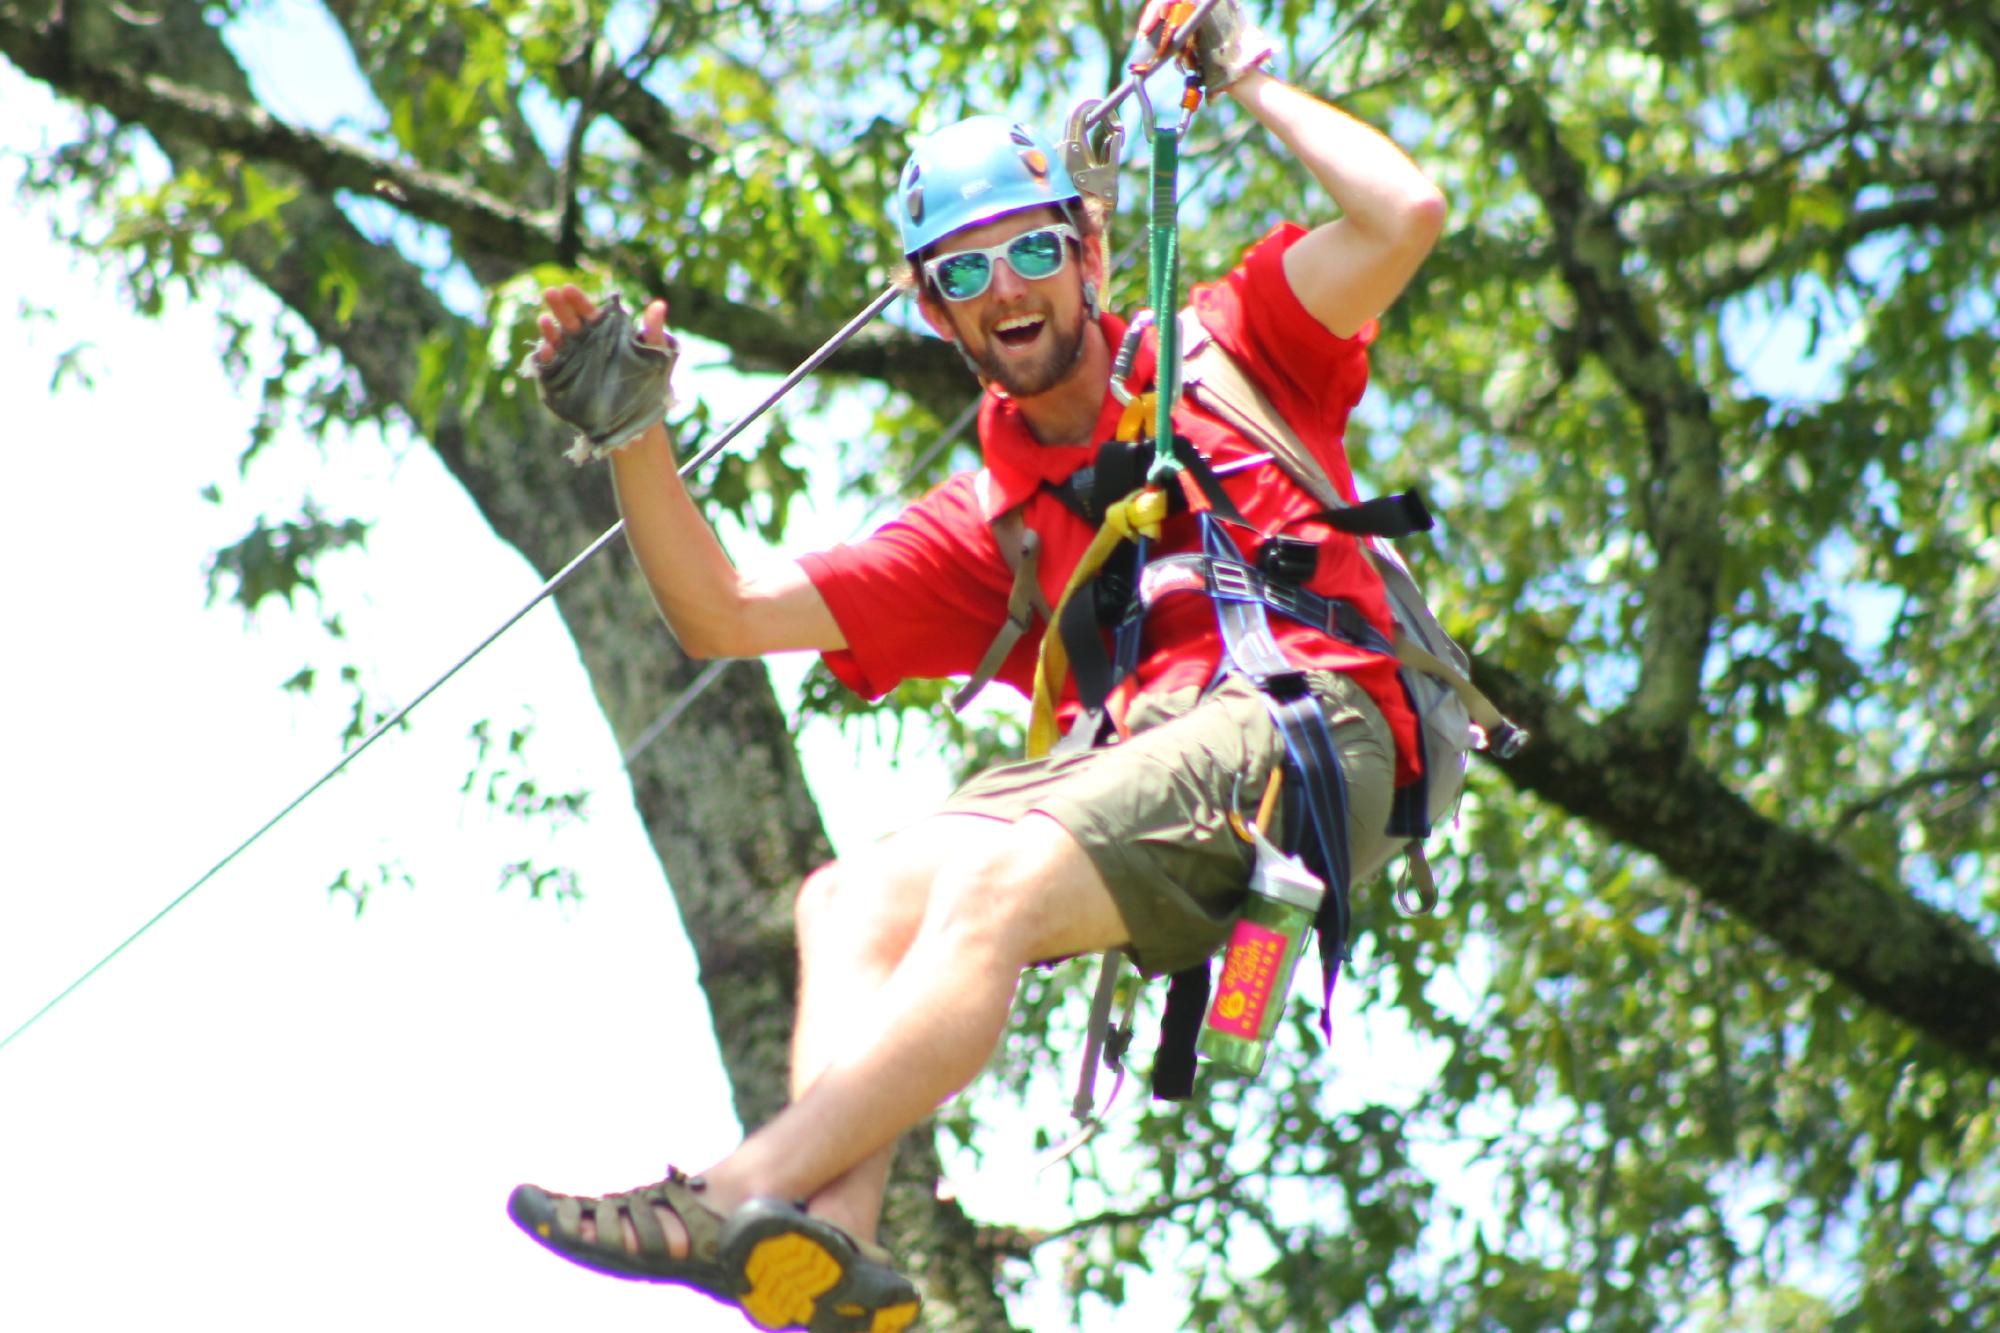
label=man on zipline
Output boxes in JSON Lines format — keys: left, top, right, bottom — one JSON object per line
{"left": 509, "top": 2, "right": 1446, "bottom": 1328}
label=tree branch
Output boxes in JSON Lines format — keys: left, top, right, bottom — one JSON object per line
{"left": 0, "top": 4, "right": 969, "bottom": 414}
{"left": 1676, "top": 153, "right": 2000, "bottom": 306}
{"left": 1027, "top": 1177, "right": 1240, "bottom": 1250}
{"left": 0, "top": 9, "right": 559, "bottom": 256}
{"left": 1471, "top": 654, "right": 2000, "bottom": 1074}
{"left": 1835, "top": 762, "right": 2000, "bottom": 831}
{"left": 1431, "top": 12, "right": 1725, "bottom": 747}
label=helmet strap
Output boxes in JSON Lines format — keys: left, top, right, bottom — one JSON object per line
{"left": 1083, "top": 280, "right": 1101, "bottom": 322}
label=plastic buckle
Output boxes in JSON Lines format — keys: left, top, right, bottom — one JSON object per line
{"left": 1257, "top": 535, "right": 1319, "bottom": 583}
{"left": 1259, "top": 669, "right": 1311, "bottom": 699}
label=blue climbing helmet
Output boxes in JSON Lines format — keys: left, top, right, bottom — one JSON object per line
{"left": 893, "top": 114, "right": 1082, "bottom": 257}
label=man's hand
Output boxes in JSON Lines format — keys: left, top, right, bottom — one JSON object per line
{"left": 1136, "top": 0, "right": 1277, "bottom": 93}
{"left": 524, "top": 284, "right": 679, "bottom": 464}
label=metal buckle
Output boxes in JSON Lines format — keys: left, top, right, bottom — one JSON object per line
{"left": 1206, "top": 558, "right": 1259, "bottom": 602}
{"left": 1489, "top": 722, "right": 1529, "bottom": 760}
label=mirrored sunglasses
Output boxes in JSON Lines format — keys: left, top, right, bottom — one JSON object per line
{"left": 922, "top": 224, "right": 1078, "bottom": 302}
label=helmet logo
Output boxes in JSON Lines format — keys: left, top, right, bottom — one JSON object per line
{"left": 1020, "top": 148, "right": 1049, "bottom": 179}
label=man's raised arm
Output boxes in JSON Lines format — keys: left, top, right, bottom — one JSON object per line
{"left": 1225, "top": 68, "right": 1446, "bottom": 339}
{"left": 534, "top": 284, "right": 846, "bottom": 659}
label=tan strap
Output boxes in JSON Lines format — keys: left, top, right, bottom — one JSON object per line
{"left": 1178, "top": 310, "right": 1345, "bottom": 513}
{"left": 1391, "top": 632, "right": 1501, "bottom": 733}
{"left": 1389, "top": 629, "right": 1524, "bottom": 757}
{"left": 953, "top": 510, "right": 1051, "bottom": 712}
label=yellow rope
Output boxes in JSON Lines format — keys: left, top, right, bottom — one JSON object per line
{"left": 1115, "top": 391, "right": 1155, "bottom": 443}
{"left": 1026, "top": 486, "right": 1171, "bottom": 756}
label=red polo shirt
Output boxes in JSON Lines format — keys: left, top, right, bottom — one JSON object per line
{"left": 798, "top": 223, "right": 1421, "bottom": 785}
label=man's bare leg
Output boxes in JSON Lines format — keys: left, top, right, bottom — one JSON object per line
{"left": 696, "top": 811, "right": 1128, "bottom": 1215}
{"left": 784, "top": 818, "right": 976, "bottom": 1243}
{"left": 566, "top": 810, "right": 1124, "bottom": 1256}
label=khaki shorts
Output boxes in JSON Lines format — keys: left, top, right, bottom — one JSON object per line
{"left": 939, "top": 671, "right": 1397, "bottom": 977}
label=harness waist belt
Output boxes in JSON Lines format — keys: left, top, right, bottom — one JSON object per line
{"left": 1136, "top": 553, "right": 1395, "bottom": 659}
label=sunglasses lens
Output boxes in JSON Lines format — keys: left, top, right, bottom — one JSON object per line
{"left": 1007, "top": 228, "right": 1065, "bottom": 279}
{"left": 933, "top": 253, "right": 992, "bottom": 301}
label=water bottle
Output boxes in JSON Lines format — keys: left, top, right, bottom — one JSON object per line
{"left": 1196, "top": 823, "right": 1324, "bottom": 1077}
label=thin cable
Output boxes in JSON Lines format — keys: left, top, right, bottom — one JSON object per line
{"left": 621, "top": 658, "right": 734, "bottom": 764}
{"left": 1, "top": 284, "right": 903, "bottom": 1055}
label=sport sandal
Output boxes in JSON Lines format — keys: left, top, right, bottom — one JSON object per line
{"left": 721, "top": 1197, "right": 922, "bottom": 1333}
{"left": 506, "top": 1167, "right": 735, "bottom": 1301}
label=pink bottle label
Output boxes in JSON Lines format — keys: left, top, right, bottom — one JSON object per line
{"left": 1205, "top": 918, "right": 1289, "bottom": 1040}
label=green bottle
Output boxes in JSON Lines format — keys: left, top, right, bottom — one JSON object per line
{"left": 1196, "top": 826, "right": 1325, "bottom": 1078}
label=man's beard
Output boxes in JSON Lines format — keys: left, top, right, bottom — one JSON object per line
{"left": 966, "top": 312, "right": 1087, "bottom": 398}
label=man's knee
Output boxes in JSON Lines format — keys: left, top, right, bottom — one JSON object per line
{"left": 925, "top": 815, "right": 1126, "bottom": 964}
{"left": 794, "top": 860, "right": 843, "bottom": 934}
{"left": 793, "top": 853, "right": 929, "bottom": 972}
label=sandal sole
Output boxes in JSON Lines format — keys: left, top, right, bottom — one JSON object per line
{"left": 724, "top": 1203, "right": 922, "bottom": 1333}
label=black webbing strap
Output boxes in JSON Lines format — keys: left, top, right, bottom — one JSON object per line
{"left": 1056, "top": 531, "right": 1152, "bottom": 721}
{"left": 1044, "top": 438, "right": 1152, "bottom": 527}
{"left": 1167, "top": 435, "right": 1251, "bottom": 528}
{"left": 1151, "top": 964, "right": 1210, "bottom": 1100}
{"left": 1316, "top": 489, "right": 1434, "bottom": 540}
{"left": 1270, "top": 688, "right": 1354, "bottom": 1035}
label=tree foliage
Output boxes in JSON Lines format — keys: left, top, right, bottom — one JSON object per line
{"left": 5, "top": 0, "right": 1997, "bottom": 1327}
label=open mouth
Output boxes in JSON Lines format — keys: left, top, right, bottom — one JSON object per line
{"left": 991, "top": 314, "right": 1046, "bottom": 349}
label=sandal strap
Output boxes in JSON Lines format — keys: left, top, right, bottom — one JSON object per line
{"left": 622, "top": 1188, "right": 670, "bottom": 1257}
{"left": 543, "top": 1168, "right": 729, "bottom": 1262}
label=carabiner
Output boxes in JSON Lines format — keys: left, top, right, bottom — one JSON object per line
{"left": 1108, "top": 310, "right": 1155, "bottom": 407}
{"left": 1062, "top": 97, "right": 1125, "bottom": 216}
{"left": 1132, "top": 71, "right": 1157, "bottom": 139}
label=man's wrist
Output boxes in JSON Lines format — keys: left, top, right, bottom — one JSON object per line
{"left": 1191, "top": 0, "right": 1278, "bottom": 92}
{"left": 1222, "top": 65, "right": 1278, "bottom": 101}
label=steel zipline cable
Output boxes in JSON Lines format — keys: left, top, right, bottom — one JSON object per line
{"left": 0, "top": 287, "right": 895, "bottom": 1056}
{"left": 0, "top": 21, "right": 1252, "bottom": 1055}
